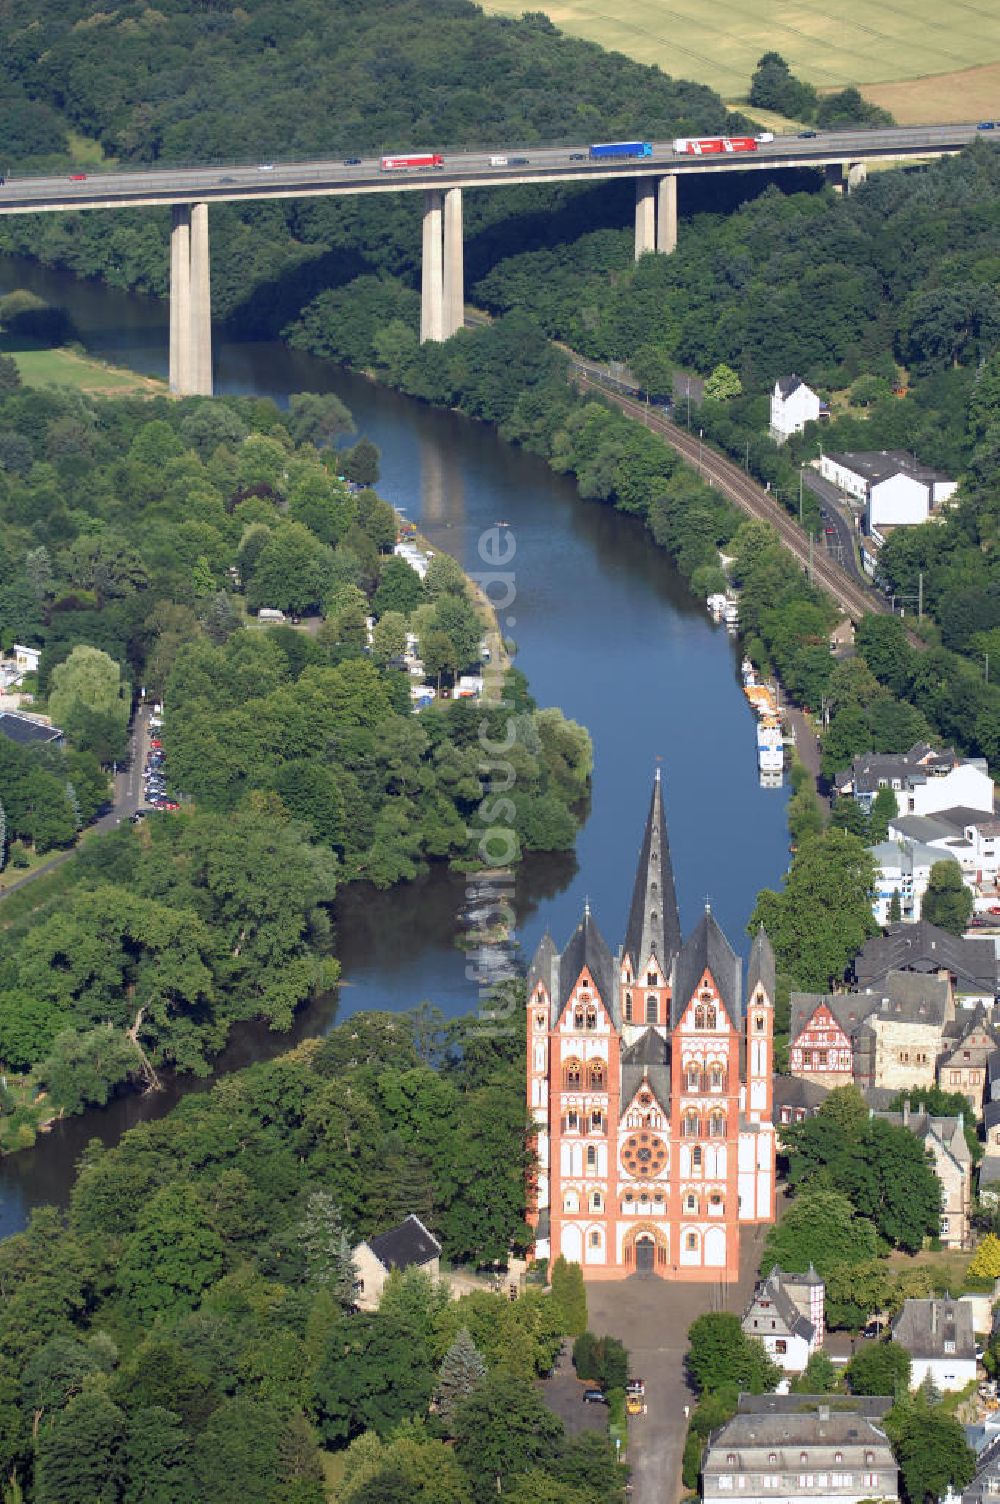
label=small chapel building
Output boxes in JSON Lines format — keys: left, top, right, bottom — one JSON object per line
{"left": 525, "top": 770, "right": 776, "bottom": 1282}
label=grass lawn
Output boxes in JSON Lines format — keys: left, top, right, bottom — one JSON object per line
{"left": 0, "top": 845, "right": 64, "bottom": 892}
{"left": 483, "top": 0, "right": 1000, "bottom": 122}
{"left": 0, "top": 337, "right": 164, "bottom": 396}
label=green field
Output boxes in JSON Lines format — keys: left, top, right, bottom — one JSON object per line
{"left": 484, "top": 0, "right": 1000, "bottom": 116}
{"left": 0, "top": 338, "right": 164, "bottom": 395}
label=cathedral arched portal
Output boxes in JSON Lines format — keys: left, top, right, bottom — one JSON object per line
{"left": 622, "top": 1222, "right": 668, "bottom": 1275}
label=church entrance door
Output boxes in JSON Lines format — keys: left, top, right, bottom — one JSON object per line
{"left": 635, "top": 1237, "right": 655, "bottom": 1274}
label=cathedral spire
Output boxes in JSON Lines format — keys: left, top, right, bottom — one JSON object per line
{"left": 623, "top": 767, "right": 682, "bottom": 977}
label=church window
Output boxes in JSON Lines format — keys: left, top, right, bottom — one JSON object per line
{"left": 585, "top": 1007, "right": 597, "bottom": 1030}
{"left": 624, "top": 1191, "right": 633, "bottom": 1203}
{"left": 567, "top": 1111, "right": 578, "bottom": 1131}
{"left": 589, "top": 1229, "right": 602, "bottom": 1248}
{"left": 686, "top": 1193, "right": 697, "bottom": 1213}
{"left": 686, "top": 1067, "right": 700, "bottom": 1091}
{"left": 709, "top": 1111, "right": 726, "bottom": 1138}
{"left": 755, "top": 1014, "right": 766, "bottom": 1032}
{"left": 682, "top": 1112, "right": 700, "bottom": 1138}
{"left": 710, "top": 1067, "right": 723, "bottom": 1092}
{"left": 586, "top": 1146, "right": 597, "bottom": 1168}
{"left": 653, "top": 1191, "right": 664, "bottom": 1203}
{"left": 834, "top": 1453, "right": 842, "bottom": 1465}
{"left": 588, "top": 1062, "right": 606, "bottom": 1090}
{"left": 625, "top": 993, "right": 633, "bottom": 1022}
{"left": 574, "top": 1008, "right": 584, "bottom": 1029}
{"left": 639, "top": 1191, "right": 649, "bottom": 1204}
{"left": 686, "top": 1232, "right": 698, "bottom": 1251}
{"left": 800, "top": 1453, "right": 808, "bottom": 1465}
{"left": 564, "top": 1061, "right": 582, "bottom": 1089}
{"left": 693, "top": 1146, "right": 702, "bottom": 1168}
{"left": 534, "top": 1012, "right": 546, "bottom": 1031}
{"left": 591, "top": 1191, "right": 603, "bottom": 1211}
{"left": 638, "top": 1090, "right": 652, "bottom": 1106}
{"left": 710, "top": 1192, "right": 722, "bottom": 1207}
{"left": 646, "top": 994, "right": 658, "bottom": 1024}
{"left": 769, "top": 1454, "right": 777, "bottom": 1466}
{"left": 705, "top": 1007, "right": 717, "bottom": 1029}
{"left": 591, "top": 1110, "right": 603, "bottom": 1131}
{"left": 650, "top": 911, "right": 658, "bottom": 927}
{"left": 647, "top": 971, "right": 658, "bottom": 986}
{"left": 695, "top": 1005, "right": 706, "bottom": 1029}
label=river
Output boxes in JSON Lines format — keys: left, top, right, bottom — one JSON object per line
{"left": 0, "top": 254, "right": 790, "bottom": 1236}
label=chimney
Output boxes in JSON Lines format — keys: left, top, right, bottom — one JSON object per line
{"left": 818, "top": 1405, "right": 830, "bottom": 1423}
{"left": 931, "top": 1302, "right": 938, "bottom": 1336}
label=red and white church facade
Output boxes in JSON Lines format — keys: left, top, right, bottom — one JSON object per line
{"left": 526, "top": 771, "right": 776, "bottom": 1281}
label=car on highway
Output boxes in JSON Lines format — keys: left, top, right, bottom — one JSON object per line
{"left": 220, "top": 175, "right": 235, "bottom": 183}
{"left": 257, "top": 163, "right": 275, "bottom": 171}
{"left": 569, "top": 153, "right": 585, "bottom": 161}
{"left": 343, "top": 157, "right": 361, "bottom": 166}
{"left": 798, "top": 130, "right": 817, "bottom": 139}
{"left": 978, "top": 121, "right": 996, "bottom": 131}
{"left": 510, "top": 156, "right": 530, "bottom": 166}
{"left": 68, "top": 173, "right": 87, "bottom": 181}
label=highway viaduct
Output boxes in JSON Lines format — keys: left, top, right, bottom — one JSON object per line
{"left": 0, "top": 122, "right": 987, "bottom": 396}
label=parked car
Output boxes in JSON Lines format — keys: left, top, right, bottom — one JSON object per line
{"left": 626, "top": 1395, "right": 643, "bottom": 1416}
{"left": 625, "top": 1379, "right": 645, "bottom": 1397}
{"left": 582, "top": 1389, "right": 608, "bottom": 1405}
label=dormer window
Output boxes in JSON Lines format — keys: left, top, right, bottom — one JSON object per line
{"left": 835, "top": 1453, "right": 843, "bottom": 1465}
{"left": 800, "top": 1453, "right": 808, "bottom": 1465}
{"left": 647, "top": 971, "right": 658, "bottom": 986}
{"left": 768, "top": 1453, "right": 777, "bottom": 1466}
{"left": 585, "top": 1007, "right": 597, "bottom": 1030}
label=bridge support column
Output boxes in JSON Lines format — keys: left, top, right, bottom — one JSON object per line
{"left": 421, "top": 190, "right": 445, "bottom": 343}
{"left": 847, "top": 161, "right": 867, "bottom": 194}
{"left": 657, "top": 173, "right": 677, "bottom": 254}
{"left": 824, "top": 162, "right": 845, "bottom": 194}
{"left": 190, "top": 202, "right": 213, "bottom": 395}
{"left": 442, "top": 187, "right": 464, "bottom": 339}
{"left": 169, "top": 206, "right": 192, "bottom": 395}
{"left": 169, "top": 202, "right": 213, "bottom": 396}
{"left": 634, "top": 179, "right": 656, "bottom": 259}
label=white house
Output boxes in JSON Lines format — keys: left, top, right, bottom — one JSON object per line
{"left": 819, "top": 450, "right": 957, "bottom": 532}
{"left": 868, "top": 838, "right": 961, "bottom": 925}
{"left": 770, "top": 375, "right": 821, "bottom": 443}
{"left": 741, "top": 1265, "right": 825, "bottom": 1372}
{"left": 892, "top": 1297, "right": 977, "bottom": 1392}
{"left": 836, "top": 744, "right": 994, "bottom": 819}
{"left": 12, "top": 645, "right": 40, "bottom": 675}
{"left": 889, "top": 807, "right": 1000, "bottom": 889}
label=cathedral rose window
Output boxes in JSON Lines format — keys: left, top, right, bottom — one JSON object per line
{"left": 621, "top": 1133, "right": 667, "bottom": 1177}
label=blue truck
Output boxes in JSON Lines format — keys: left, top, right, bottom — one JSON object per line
{"left": 588, "top": 141, "right": 653, "bottom": 160}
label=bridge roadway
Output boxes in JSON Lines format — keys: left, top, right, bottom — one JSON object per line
{"left": 0, "top": 121, "right": 986, "bottom": 213}
{"left": 570, "top": 360, "right": 928, "bottom": 647}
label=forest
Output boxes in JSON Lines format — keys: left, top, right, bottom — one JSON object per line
{"left": 0, "top": 364, "right": 590, "bottom": 1142}
{"left": 0, "top": 1004, "right": 627, "bottom": 1504}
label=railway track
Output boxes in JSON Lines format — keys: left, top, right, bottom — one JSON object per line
{"left": 571, "top": 363, "right": 890, "bottom": 625}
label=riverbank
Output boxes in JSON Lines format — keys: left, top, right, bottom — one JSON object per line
{"left": 1, "top": 334, "right": 165, "bottom": 395}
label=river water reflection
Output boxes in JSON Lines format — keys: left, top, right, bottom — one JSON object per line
{"left": 0, "top": 255, "right": 790, "bottom": 1235}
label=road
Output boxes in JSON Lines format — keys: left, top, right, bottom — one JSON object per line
{"left": 803, "top": 470, "right": 861, "bottom": 580}
{"left": 0, "top": 122, "right": 988, "bottom": 214}
{"left": 587, "top": 1221, "right": 768, "bottom": 1504}
{"left": 0, "top": 705, "right": 149, "bottom": 903}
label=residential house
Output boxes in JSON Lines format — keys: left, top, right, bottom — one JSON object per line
{"left": 889, "top": 806, "right": 1000, "bottom": 890}
{"left": 962, "top": 1431, "right": 1000, "bottom": 1504}
{"left": 773, "top": 1075, "right": 831, "bottom": 1127}
{"left": 819, "top": 449, "right": 957, "bottom": 533}
{"left": 867, "top": 837, "right": 960, "bottom": 925}
{"left": 853, "top": 920, "right": 998, "bottom": 1009}
{"left": 11, "top": 645, "right": 40, "bottom": 675}
{"left": 871, "top": 1101, "right": 972, "bottom": 1250}
{"left": 892, "top": 1296, "right": 977, "bottom": 1392}
{"left": 789, "top": 994, "right": 878, "bottom": 1090}
{"left": 741, "top": 1266, "right": 825, "bottom": 1372}
{"left": 978, "top": 1150, "right": 1000, "bottom": 1208}
{"left": 851, "top": 971, "right": 953, "bottom": 1093}
{"left": 770, "top": 376, "right": 822, "bottom": 443}
{"left": 937, "top": 1009, "right": 1000, "bottom": 1115}
{"left": 352, "top": 1214, "right": 442, "bottom": 1311}
{"left": 701, "top": 1394, "right": 898, "bottom": 1504}
{"left": 835, "top": 744, "right": 994, "bottom": 820}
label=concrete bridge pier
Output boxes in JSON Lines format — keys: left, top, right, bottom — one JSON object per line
{"left": 421, "top": 190, "right": 444, "bottom": 342}
{"left": 634, "top": 179, "right": 656, "bottom": 259}
{"left": 847, "top": 161, "right": 868, "bottom": 194}
{"left": 421, "top": 187, "right": 464, "bottom": 342}
{"left": 169, "top": 202, "right": 213, "bottom": 396}
{"left": 657, "top": 173, "right": 678, "bottom": 254}
{"left": 443, "top": 187, "right": 464, "bottom": 339}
